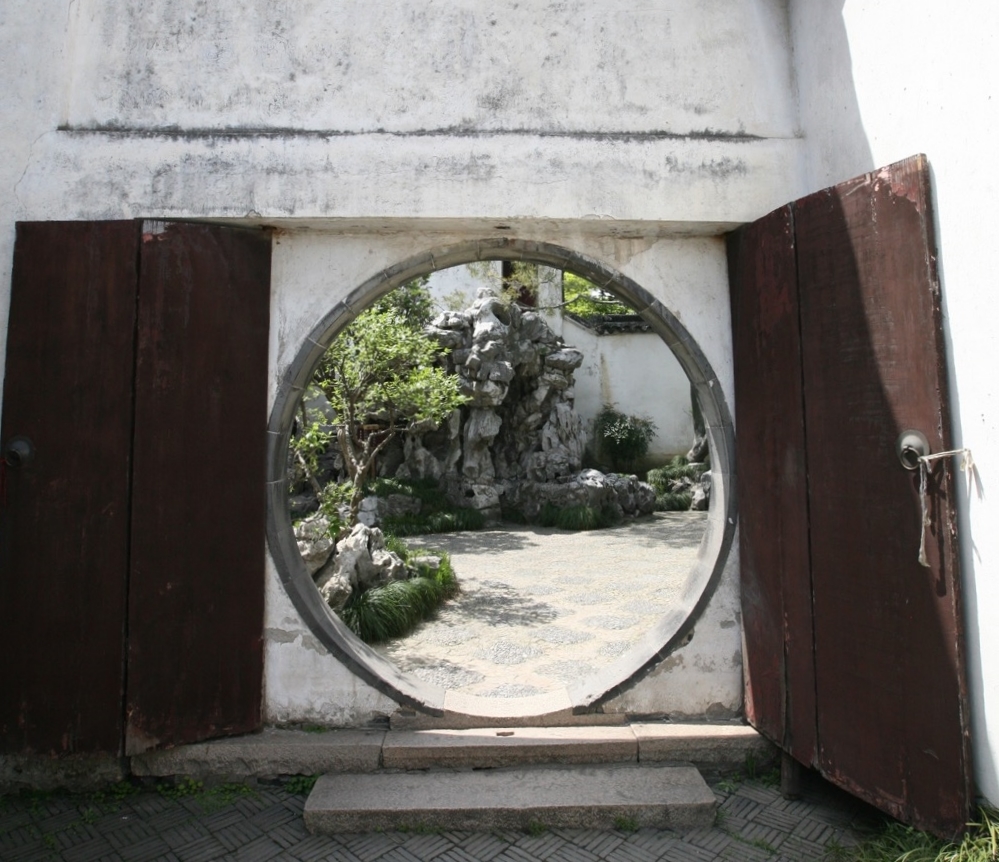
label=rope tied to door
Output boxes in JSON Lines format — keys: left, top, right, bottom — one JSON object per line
{"left": 917, "top": 448, "right": 974, "bottom": 566}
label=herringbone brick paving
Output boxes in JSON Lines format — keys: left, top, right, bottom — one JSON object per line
{"left": 0, "top": 772, "right": 879, "bottom": 862}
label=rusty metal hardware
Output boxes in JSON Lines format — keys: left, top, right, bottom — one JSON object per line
{"left": 896, "top": 429, "right": 930, "bottom": 470}
{"left": 2, "top": 436, "right": 35, "bottom": 468}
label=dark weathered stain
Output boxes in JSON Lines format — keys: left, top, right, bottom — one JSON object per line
{"left": 57, "top": 124, "right": 766, "bottom": 143}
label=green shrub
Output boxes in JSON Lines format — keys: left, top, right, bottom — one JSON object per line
{"left": 382, "top": 507, "right": 485, "bottom": 536}
{"left": 646, "top": 455, "right": 707, "bottom": 492}
{"left": 563, "top": 272, "right": 632, "bottom": 318}
{"left": 366, "top": 476, "right": 449, "bottom": 509}
{"left": 500, "top": 504, "right": 529, "bottom": 525}
{"left": 538, "top": 502, "right": 561, "bottom": 527}
{"left": 554, "top": 505, "right": 603, "bottom": 531}
{"left": 647, "top": 455, "right": 706, "bottom": 512}
{"left": 537, "top": 503, "right": 621, "bottom": 531}
{"left": 595, "top": 406, "right": 657, "bottom": 470}
{"left": 338, "top": 552, "right": 459, "bottom": 644}
{"left": 655, "top": 491, "right": 693, "bottom": 512}
{"left": 368, "top": 476, "right": 485, "bottom": 536}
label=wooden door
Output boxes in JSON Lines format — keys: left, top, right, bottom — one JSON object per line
{"left": 0, "top": 220, "right": 271, "bottom": 757}
{"left": 125, "top": 222, "right": 271, "bottom": 753}
{"left": 729, "top": 155, "right": 971, "bottom": 837}
{"left": 0, "top": 222, "right": 139, "bottom": 755}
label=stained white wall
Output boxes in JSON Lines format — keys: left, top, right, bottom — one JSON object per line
{"left": 0, "top": 0, "right": 797, "bottom": 725}
{"left": 564, "top": 318, "right": 695, "bottom": 462}
{"left": 790, "top": 0, "right": 999, "bottom": 806}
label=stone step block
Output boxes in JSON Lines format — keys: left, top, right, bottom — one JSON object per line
{"left": 304, "top": 763, "right": 716, "bottom": 833}
{"left": 130, "top": 728, "right": 385, "bottom": 780}
{"left": 382, "top": 725, "right": 638, "bottom": 769}
{"left": 632, "top": 722, "right": 777, "bottom": 777}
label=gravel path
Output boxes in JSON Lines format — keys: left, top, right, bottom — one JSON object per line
{"left": 374, "top": 512, "right": 707, "bottom": 698}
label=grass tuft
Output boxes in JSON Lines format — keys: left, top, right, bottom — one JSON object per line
{"left": 367, "top": 477, "right": 450, "bottom": 508}
{"left": 841, "top": 807, "right": 999, "bottom": 862}
{"left": 383, "top": 507, "right": 485, "bottom": 536}
{"left": 655, "top": 490, "right": 693, "bottom": 512}
{"left": 537, "top": 503, "right": 621, "bottom": 531}
{"left": 338, "top": 551, "right": 459, "bottom": 644}
{"left": 156, "top": 777, "right": 203, "bottom": 800}
{"left": 646, "top": 455, "right": 706, "bottom": 512}
{"left": 366, "top": 476, "right": 486, "bottom": 536}
{"left": 555, "top": 504, "right": 604, "bottom": 531}
{"left": 646, "top": 455, "right": 708, "bottom": 489}
{"left": 614, "top": 814, "right": 640, "bottom": 832}
{"left": 283, "top": 774, "right": 319, "bottom": 796}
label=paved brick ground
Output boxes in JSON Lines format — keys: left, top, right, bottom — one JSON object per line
{"left": 0, "top": 772, "right": 880, "bottom": 862}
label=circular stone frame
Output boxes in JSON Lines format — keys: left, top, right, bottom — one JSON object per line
{"left": 265, "top": 238, "right": 736, "bottom": 720}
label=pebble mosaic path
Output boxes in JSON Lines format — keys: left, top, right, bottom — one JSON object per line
{"left": 374, "top": 513, "right": 707, "bottom": 697}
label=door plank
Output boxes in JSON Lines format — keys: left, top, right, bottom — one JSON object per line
{"left": 125, "top": 222, "right": 271, "bottom": 754}
{"left": 0, "top": 221, "right": 139, "bottom": 755}
{"left": 795, "top": 155, "right": 970, "bottom": 835}
{"left": 728, "top": 206, "right": 817, "bottom": 766}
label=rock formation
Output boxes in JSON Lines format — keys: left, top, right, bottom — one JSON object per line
{"left": 401, "top": 289, "right": 592, "bottom": 518}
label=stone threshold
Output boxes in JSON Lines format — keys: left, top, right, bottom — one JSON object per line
{"left": 129, "top": 721, "right": 775, "bottom": 783}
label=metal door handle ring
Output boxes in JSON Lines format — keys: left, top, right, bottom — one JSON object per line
{"left": 896, "top": 430, "right": 930, "bottom": 471}
{"left": 2, "top": 436, "right": 35, "bottom": 468}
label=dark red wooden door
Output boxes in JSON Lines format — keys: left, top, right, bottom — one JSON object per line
{"left": 0, "top": 222, "right": 139, "bottom": 755}
{"left": 125, "top": 222, "right": 271, "bottom": 754}
{"left": 0, "top": 220, "right": 271, "bottom": 757}
{"left": 729, "top": 155, "right": 971, "bottom": 837}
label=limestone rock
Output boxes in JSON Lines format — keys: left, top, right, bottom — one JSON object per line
{"left": 511, "top": 469, "right": 657, "bottom": 520}
{"left": 330, "top": 523, "right": 408, "bottom": 599}
{"left": 294, "top": 514, "right": 335, "bottom": 575}
{"left": 545, "top": 348, "right": 584, "bottom": 371}
{"left": 357, "top": 493, "right": 422, "bottom": 527}
{"left": 418, "top": 289, "right": 589, "bottom": 514}
{"left": 315, "top": 557, "right": 353, "bottom": 612}
{"left": 690, "top": 471, "right": 712, "bottom": 511}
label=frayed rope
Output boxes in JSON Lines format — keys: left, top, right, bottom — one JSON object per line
{"left": 917, "top": 448, "right": 974, "bottom": 567}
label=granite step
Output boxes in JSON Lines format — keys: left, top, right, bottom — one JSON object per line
{"left": 381, "top": 724, "right": 639, "bottom": 769}
{"left": 128, "top": 722, "right": 774, "bottom": 782}
{"left": 304, "top": 763, "right": 717, "bottom": 833}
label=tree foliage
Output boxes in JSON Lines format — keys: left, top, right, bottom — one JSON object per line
{"left": 562, "top": 272, "right": 631, "bottom": 318}
{"left": 311, "top": 285, "right": 465, "bottom": 522}
{"left": 371, "top": 275, "right": 435, "bottom": 328}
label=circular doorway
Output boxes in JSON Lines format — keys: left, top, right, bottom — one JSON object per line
{"left": 265, "top": 238, "right": 736, "bottom": 721}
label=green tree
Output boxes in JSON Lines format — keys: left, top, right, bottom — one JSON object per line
{"left": 562, "top": 272, "right": 631, "bottom": 318}
{"left": 314, "top": 303, "right": 465, "bottom": 523}
{"left": 372, "top": 275, "right": 435, "bottom": 328}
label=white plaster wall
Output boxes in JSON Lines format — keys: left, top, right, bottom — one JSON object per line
{"left": 65, "top": 0, "right": 797, "bottom": 137}
{"left": 263, "top": 557, "right": 399, "bottom": 726}
{"left": 790, "top": 0, "right": 999, "bottom": 805}
{"left": 565, "top": 320, "right": 694, "bottom": 460}
{"left": 1, "top": 0, "right": 806, "bottom": 296}
{"left": 0, "top": 0, "right": 805, "bottom": 398}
